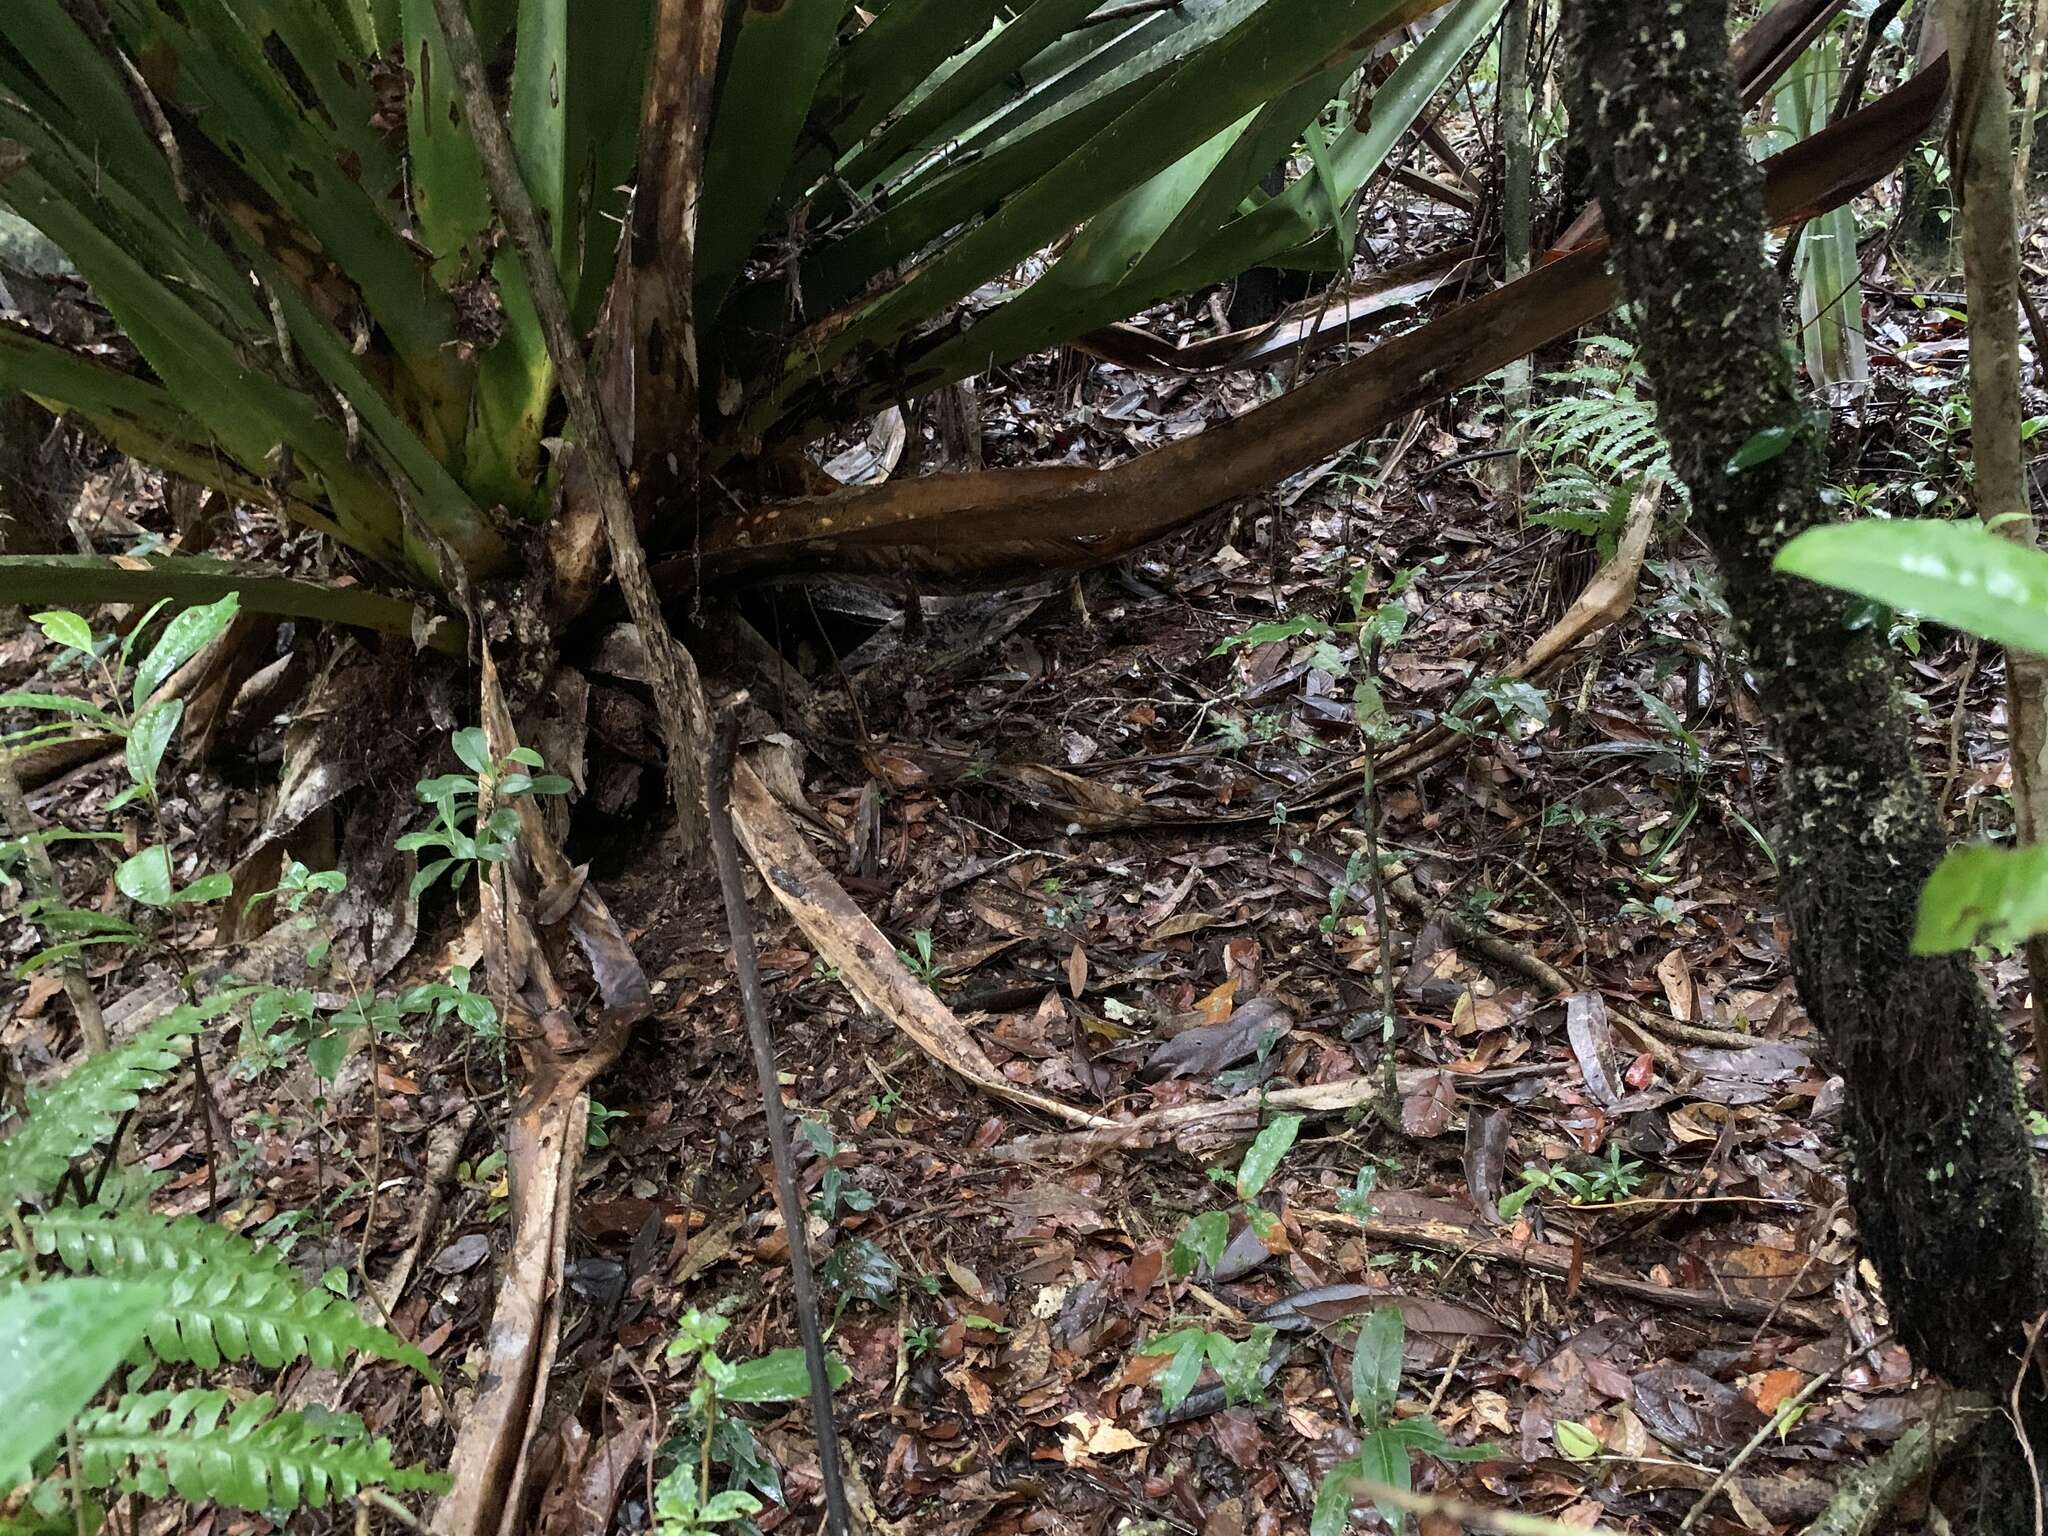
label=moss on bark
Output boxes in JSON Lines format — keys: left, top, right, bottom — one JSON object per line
{"left": 1566, "top": 1, "right": 2048, "bottom": 1522}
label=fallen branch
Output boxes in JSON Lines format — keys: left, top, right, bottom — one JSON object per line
{"left": 691, "top": 60, "right": 1943, "bottom": 587}
{"left": 708, "top": 714, "right": 850, "bottom": 1536}
{"left": 1296, "top": 1208, "right": 1838, "bottom": 1331}
{"left": 986, "top": 1065, "right": 1564, "bottom": 1163}
{"left": 726, "top": 755, "right": 1113, "bottom": 1130}
{"left": 891, "top": 477, "right": 1662, "bottom": 833}
{"left": 1381, "top": 869, "right": 1768, "bottom": 1060}
{"left": 1801, "top": 1399, "right": 1992, "bottom": 1536}
{"left": 1361, "top": 472, "right": 1664, "bottom": 798}
{"left": 1680, "top": 1334, "right": 1893, "bottom": 1531}
{"left": 1072, "top": 248, "right": 1478, "bottom": 374}
{"left": 433, "top": 654, "right": 653, "bottom": 1536}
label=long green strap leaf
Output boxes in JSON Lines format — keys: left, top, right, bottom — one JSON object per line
{"left": 400, "top": 0, "right": 494, "bottom": 284}
{"left": 782, "top": 0, "right": 1017, "bottom": 203}
{"left": 694, "top": 0, "right": 846, "bottom": 323}
{"left": 0, "top": 556, "right": 463, "bottom": 653}
{"left": 0, "top": 156, "right": 409, "bottom": 567}
{"left": 833, "top": 0, "right": 1106, "bottom": 196}
{"left": 771, "top": 0, "right": 1494, "bottom": 438}
{"left": 769, "top": 0, "right": 1419, "bottom": 404}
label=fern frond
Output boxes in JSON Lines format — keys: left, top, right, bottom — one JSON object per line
{"left": 0, "top": 1010, "right": 209, "bottom": 1205}
{"left": 72, "top": 1389, "right": 446, "bottom": 1512}
{"left": 28, "top": 1208, "right": 436, "bottom": 1378}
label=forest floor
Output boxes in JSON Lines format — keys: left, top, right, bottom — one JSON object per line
{"left": 4, "top": 251, "right": 2039, "bottom": 1536}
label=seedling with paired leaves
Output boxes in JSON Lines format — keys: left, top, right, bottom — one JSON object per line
{"left": 6, "top": 597, "right": 240, "bottom": 963}
{"left": 1136, "top": 1113, "right": 1304, "bottom": 1413}
{"left": 1496, "top": 1144, "right": 1646, "bottom": 1220}
{"left": 1311, "top": 1306, "right": 1497, "bottom": 1535}
{"left": 655, "top": 1309, "right": 848, "bottom": 1536}
{"left": 399, "top": 727, "right": 572, "bottom": 901}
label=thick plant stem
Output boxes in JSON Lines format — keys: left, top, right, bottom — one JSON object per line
{"left": 1567, "top": 2, "right": 2048, "bottom": 1523}
{"left": 1945, "top": 0, "right": 2048, "bottom": 1101}
{"left": 1498, "top": 0, "right": 1534, "bottom": 426}
{"left": 0, "top": 747, "right": 107, "bottom": 1054}
{"left": 429, "top": 0, "right": 714, "bottom": 855}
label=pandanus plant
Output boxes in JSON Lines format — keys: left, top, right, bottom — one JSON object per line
{"left": 0, "top": 0, "right": 1937, "bottom": 617}
{"left": 0, "top": 0, "right": 1469, "bottom": 601}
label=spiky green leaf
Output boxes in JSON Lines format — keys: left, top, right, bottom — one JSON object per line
{"left": 0, "top": 1007, "right": 209, "bottom": 1205}
{"left": 72, "top": 1389, "right": 446, "bottom": 1511}
{"left": 27, "top": 1207, "right": 438, "bottom": 1379}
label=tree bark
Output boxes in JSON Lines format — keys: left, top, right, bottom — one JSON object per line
{"left": 1945, "top": 0, "right": 2048, "bottom": 1106}
{"left": 1567, "top": 2, "right": 2048, "bottom": 1521}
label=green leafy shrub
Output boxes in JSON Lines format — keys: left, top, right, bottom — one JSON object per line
{"left": 1310, "top": 1305, "right": 1496, "bottom": 1534}
{"left": 1521, "top": 332, "right": 1682, "bottom": 557}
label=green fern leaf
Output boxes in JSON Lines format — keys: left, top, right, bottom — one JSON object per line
{"left": 28, "top": 1209, "right": 437, "bottom": 1379}
{"left": 72, "top": 1389, "right": 446, "bottom": 1512}
{"left": 0, "top": 1009, "right": 212, "bottom": 1206}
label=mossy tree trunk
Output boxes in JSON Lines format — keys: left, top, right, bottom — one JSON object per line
{"left": 1568, "top": 0, "right": 2048, "bottom": 1518}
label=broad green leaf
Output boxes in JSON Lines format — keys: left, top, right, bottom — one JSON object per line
{"left": 1726, "top": 423, "right": 1795, "bottom": 472}
{"left": 1912, "top": 843, "right": 2048, "bottom": 954}
{"left": 1235, "top": 1112, "right": 1303, "bottom": 1200}
{"left": 1382, "top": 1417, "right": 1500, "bottom": 1461}
{"left": 451, "top": 728, "right": 492, "bottom": 775}
{"left": 306, "top": 1025, "right": 352, "bottom": 1081}
{"left": 1774, "top": 519, "right": 2048, "bottom": 655}
{"left": 1210, "top": 1322, "right": 1275, "bottom": 1404}
{"left": 1349, "top": 1306, "right": 1405, "bottom": 1427}
{"left": 699, "top": 1490, "right": 765, "bottom": 1523}
{"left": 132, "top": 592, "right": 238, "bottom": 707}
{"left": 719, "top": 1348, "right": 850, "bottom": 1404}
{"left": 1170, "top": 1209, "right": 1231, "bottom": 1276}
{"left": 30, "top": 608, "right": 94, "bottom": 655}
{"left": 0, "top": 692, "right": 118, "bottom": 729}
{"left": 16, "top": 936, "right": 138, "bottom": 977}
{"left": 124, "top": 697, "right": 183, "bottom": 793}
{"left": 1554, "top": 1419, "right": 1600, "bottom": 1459}
{"left": 1213, "top": 615, "right": 1331, "bottom": 655}
{"left": 0, "top": 1277, "right": 163, "bottom": 1488}
{"left": 115, "top": 845, "right": 174, "bottom": 907}
{"left": 1156, "top": 1331, "right": 1207, "bottom": 1410}
{"left": 1311, "top": 1455, "right": 1361, "bottom": 1536}
{"left": 1496, "top": 1180, "right": 1538, "bottom": 1220}
{"left": 173, "top": 872, "right": 233, "bottom": 905}
{"left": 1357, "top": 1424, "right": 1413, "bottom": 1528}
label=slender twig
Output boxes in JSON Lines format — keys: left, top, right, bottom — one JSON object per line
{"left": 2010, "top": 1312, "right": 2048, "bottom": 1536}
{"left": 1357, "top": 639, "right": 1399, "bottom": 1121}
{"left": 2021, "top": 278, "right": 2048, "bottom": 372}
{"left": 708, "top": 711, "right": 851, "bottom": 1536}
{"left": 359, "top": 1487, "right": 427, "bottom": 1531}
{"left": 189, "top": 1040, "right": 219, "bottom": 1215}
{"left": 1678, "top": 1332, "right": 1893, "bottom": 1532}
{"left": 429, "top": 0, "right": 714, "bottom": 853}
